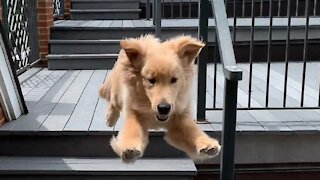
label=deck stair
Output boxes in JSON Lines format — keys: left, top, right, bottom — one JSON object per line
{"left": 48, "top": 0, "right": 145, "bottom": 70}
{"left": 70, "top": 0, "right": 141, "bottom": 20}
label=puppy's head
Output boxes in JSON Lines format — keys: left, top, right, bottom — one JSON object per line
{"left": 120, "top": 35, "right": 204, "bottom": 122}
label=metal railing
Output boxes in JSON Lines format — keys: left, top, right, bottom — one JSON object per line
{"left": 214, "top": 0, "right": 320, "bottom": 110}
{"left": 227, "top": 0, "right": 319, "bottom": 17}
{"left": 1, "top": 0, "right": 39, "bottom": 75}
{"left": 143, "top": 0, "right": 319, "bottom": 19}
{"left": 198, "top": 1, "right": 242, "bottom": 180}
{"left": 144, "top": 0, "right": 200, "bottom": 19}
{"left": 52, "top": 0, "right": 65, "bottom": 18}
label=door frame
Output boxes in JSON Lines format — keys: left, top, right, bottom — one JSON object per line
{"left": 0, "top": 24, "right": 27, "bottom": 121}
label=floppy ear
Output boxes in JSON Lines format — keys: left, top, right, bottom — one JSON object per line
{"left": 120, "top": 39, "right": 144, "bottom": 67}
{"left": 175, "top": 36, "right": 205, "bottom": 65}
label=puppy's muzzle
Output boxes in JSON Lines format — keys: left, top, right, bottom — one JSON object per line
{"left": 156, "top": 103, "right": 171, "bottom": 122}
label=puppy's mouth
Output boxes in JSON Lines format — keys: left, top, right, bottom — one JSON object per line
{"left": 156, "top": 114, "right": 169, "bottom": 122}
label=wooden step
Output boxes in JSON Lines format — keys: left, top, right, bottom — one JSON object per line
{"left": 0, "top": 156, "right": 196, "bottom": 180}
{"left": 72, "top": 0, "right": 139, "bottom": 10}
{"left": 70, "top": 9, "right": 141, "bottom": 20}
{"left": 47, "top": 54, "right": 118, "bottom": 70}
{"left": 50, "top": 40, "right": 120, "bottom": 54}
{"left": 51, "top": 27, "right": 154, "bottom": 40}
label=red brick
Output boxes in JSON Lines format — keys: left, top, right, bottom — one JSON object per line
{"left": 39, "top": 40, "right": 49, "bottom": 47}
{"left": 38, "top": 1, "right": 52, "bottom": 8}
{"left": 39, "top": 46, "right": 49, "bottom": 52}
{"left": 38, "top": 27, "right": 50, "bottom": 34}
{"left": 40, "top": 53, "right": 48, "bottom": 60}
{"left": 39, "top": 34, "right": 49, "bottom": 40}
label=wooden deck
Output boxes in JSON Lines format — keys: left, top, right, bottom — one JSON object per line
{"left": 0, "top": 62, "right": 319, "bottom": 135}
{"left": 54, "top": 18, "right": 320, "bottom": 29}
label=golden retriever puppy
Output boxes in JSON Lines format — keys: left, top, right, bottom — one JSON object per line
{"left": 99, "top": 35, "right": 221, "bottom": 163}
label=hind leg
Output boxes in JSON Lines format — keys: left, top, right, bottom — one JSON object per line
{"left": 106, "top": 104, "right": 120, "bottom": 127}
{"left": 165, "top": 117, "right": 221, "bottom": 161}
{"left": 110, "top": 112, "right": 148, "bottom": 163}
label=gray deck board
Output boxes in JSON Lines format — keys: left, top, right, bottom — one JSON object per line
{"left": 88, "top": 98, "right": 111, "bottom": 134}
{"left": 110, "top": 20, "right": 123, "bottom": 28}
{"left": 18, "top": 67, "right": 43, "bottom": 83}
{"left": 1, "top": 62, "right": 319, "bottom": 134}
{"left": 122, "top": 20, "right": 135, "bottom": 28}
{"left": 84, "top": 20, "right": 104, "bottom": 27}
{"left": 0, "top": 71, "right": 79, "bottom": 134}
{"left": 237, "top": 63, "right": 300, "bottom": 107}
{"left": 271, "top": 62, "right": 320, "bottom": 90}
{"left": 24, "top": 70, "right": 67, "bottom": 102}
{"left": 254, "top": 63, "right": 318, "bottom": 107}
{"left": 63, "top": 70, "right": 107, "bottom": 134}
{"left": 88, "top": 72, "right": 118, "bottom": 134}
{"left": 53, "top": 18, "right": 320, "bottom": 29}
{"left": 76, "top": 20, "right": 93, "bottom": 27}
{"left": 144, "top": 20, "right": 153, "bottom": 27}
{"left": 38, "top": 70, "right": 93, "bottom": 134}
{"left": 132, "top": 20, "right": 146, "bottom": 28}
{"left": 0, "top": 157, "right": 196, "bottom": 176}
{"left": 97, "top": 20, "right": 112, "bottom": 28}
{"left": 20, "top": 68, "right": 54, "bottom": 96}
{"left": 37, "top": 71, "right": 81, "bottom": 133}
{"left": 53, "top": 20, "right": 81, "bottom": 27}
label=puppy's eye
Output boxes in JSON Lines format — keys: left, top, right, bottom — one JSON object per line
{"left": 148, "top": 78, "right": 156, "bottom": 84}
{"left": 171, "top": 77, "right": 177, "bottom": 84}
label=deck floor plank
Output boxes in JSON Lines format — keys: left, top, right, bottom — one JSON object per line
{"left": 53, "top": 18, "right": 320, "bottom": 29}
{"left": 36, "top": 71, "right": 81, "bottom": 133}
{"left": 88, "top": 71, "right": 113, "bottom": 134}
{"left": 0, "top": 71, "right": 79, "bottom": 134}
{"left": 88, "top": 98, "right": 111, "bottom": 134}
{"left": 24, "top": 70, "right": 67, "bottom": 102}
{"left": 20, "top": 68, "right": 54, "bottom": 96}
{"left": 110, "top": 20, "right": 123, "bottom": 28}
{"left": 97, "top": 20, "right": 112, "bottom": 28}
{"left": 144, "top": 20, "right": 153, "bottom": 27}
{"left": 254, "top": 63, "right": 318, "bottom": 106}
{"left": 132, "top": 20, "right": 146, "bottom": 28}
{"left": 18, "top": 67, "right": 43, "bottom": 83}
{"left": 84, "top": 20, "right": 104, "bottom": 27}
{"left": 1, "top": 61, "right": 319, "bottom": 134}
{"left": 63, "top": 70, "right": 107, "bottom": 134}
{"left": 37, "top": 70, "right": 93, "bottom": 134}
{"left": 122, "top": 20, "right": 135, "bottom": 28}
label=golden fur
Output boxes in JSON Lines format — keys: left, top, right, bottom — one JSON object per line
{"left": 99, "top": 35, "right": 221, "bottom": 163}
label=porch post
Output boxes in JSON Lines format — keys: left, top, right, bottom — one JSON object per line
{"left": 37, "top": 0, "right": 54, "bottom": 66}
{"left": 64, "top": 0, "right": 71, "bottom": 19}
{"left": 197, "top": 0, "right": 209, "bottom": 121}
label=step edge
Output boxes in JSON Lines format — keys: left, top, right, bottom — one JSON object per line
{"left": 70, "top": 9, "right": 142, "bottom": 13}
{"left": 49, "top": 39, "right": 121, "bottom": 44}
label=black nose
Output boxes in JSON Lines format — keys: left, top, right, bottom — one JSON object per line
{"left": 157, "top": 103, "right": 171, "bottom": 115}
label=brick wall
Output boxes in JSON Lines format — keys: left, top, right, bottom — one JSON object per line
{"left": 64, "top": 0, "right": 71, "bottom": 19}
{"left": 37, "top": 0, "right": 54, "bottom": 65}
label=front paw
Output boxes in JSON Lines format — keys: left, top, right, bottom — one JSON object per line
{"left": 196, "top": 137, "right": 221, "bottom": 158}
{"left": 122, "top": 149, "right": 142, "bottom": 163}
